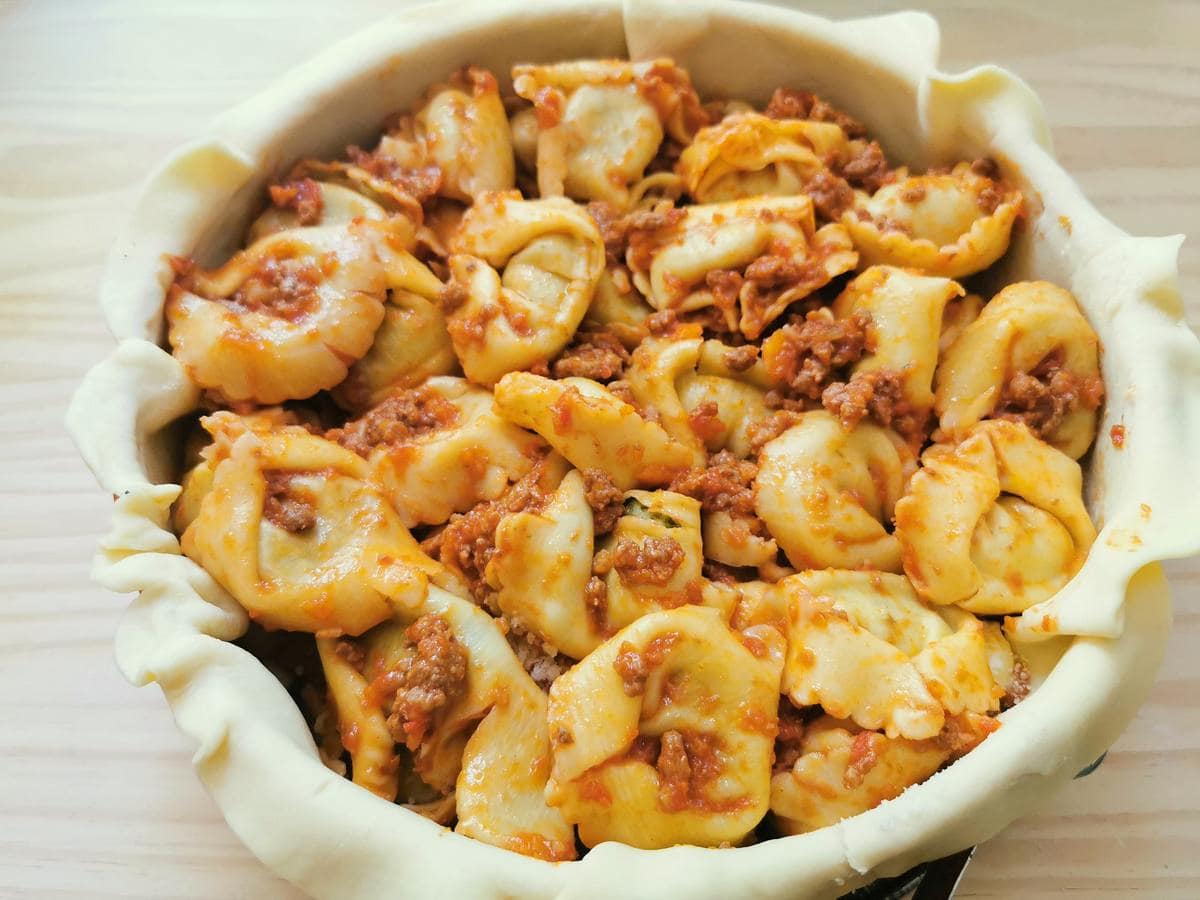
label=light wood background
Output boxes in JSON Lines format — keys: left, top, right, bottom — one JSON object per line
{"left": 1, "top": 1, "right": 1196, "bottom": 897}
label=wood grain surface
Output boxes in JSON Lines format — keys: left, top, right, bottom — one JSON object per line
{"left": 1, "top": 1, "right": 1196, "bottom": 897}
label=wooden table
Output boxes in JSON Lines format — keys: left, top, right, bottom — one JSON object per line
{"left": 1, "top": 1, "right": 1195, "bottom": 896}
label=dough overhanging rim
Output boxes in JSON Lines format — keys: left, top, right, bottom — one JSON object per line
{"left": 66, "top": 1, "right": 1200, "bottom": 897}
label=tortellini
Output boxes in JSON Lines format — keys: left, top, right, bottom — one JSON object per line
{"left": 677, "top": 113, "right": 849, "bottom": 202}
{"left": 935, "top": 281, "right": 1103, "bottom": 458}
{"left": 600, "top": 489, "right": 705, "bottom": 633}
{"left": 320, "top": 587, "right": 576, "bottom": 859}
{"left": 486, "top": 463, "right": 604, "bottom": 659}
{"left": 173, "top": 407, "right": 319, "bottom": 534}
{"left": 315, "top": 635, "right": 407, "bottom": 802}
{"left": 832, "top": 265, "right": 966, "bottom": 422}
{"left": 332, "top": 288, "right": 458, "bottom": 412}
{"left": 447, "top": 192, "right": 604, "bottom": 385}
{"left": 512, "top": 58, "right": 705, "bottom": 206}
{"left": 546, "top": 605, "right": 784, "bottom": 849}
{"left": 627, "top": 194, "right": 857, "bottom": 338}
{"left": 842, "top": 160, "right": 1022, "bottom": 278}
{"left": 629, "top": 330, "right": 770, "bottom": 461}
{"left": 340, "top": 377, "right": 544, "bottom": 528}
{"left": 328, "top": 230, "right": 458, "bottom": 411}
{"left": 166, "top": 223, "right": 387, "bottom": 404}
{"left": 755, "top": 411, "right": 915, "bottom": 571}
{"left": 414, "top": 66, "right": 516, "bottom": 202}
{"left": 493, "top": 372, "right": 693, "bottom": 489}
{"left": 771, "top": 716, "right": 950, "bottom": 835}
{"left": 895, "top": 419, "right": 1097, "bottom": 613}
{"left": 247, "top": 179, "right": 388, "bottom": 242}
{"left": 627, "top": 330, "right": 709, "bottom": 467}
{"left": 778, "top": 570, "right": 1003, "bottom": 739}
{"left": 180, "top": 427, "right": 442, "bottom": 635}
{"left": 778, "top": 572, "right": 944, "bottom": 740}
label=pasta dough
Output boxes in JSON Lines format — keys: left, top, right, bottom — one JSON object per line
{"left": 493, "top": 372, "right": 694, "bottom": 489}
{"left": 512, "top": 59, "right": 705, "bottom": 206}
{"left": 337, "top": 377, "right": 544, "bottom": 528}
{"left": 832, "top": 265, "right": 965, "bottom": 424}
{"left": 842, "top": 160, "right": 1022, "bottom": 278}
{"left": 755, "top": 411, "right": 915, "bottom": 571}
{"left": 628, "top": 194, "right": 857, "bottom": 339}
{"left": 935, "top": 281, "right": 1103, "bottom": 458}
{"left": 895, "top": 419, "right": 1097, "bottom": 613}
{"left": 180, "top": 427, "right": 441, "bottom": 635}
{"left": 487, "top": 464, "right": 604, "bottom": 659}
{"left": 447, "top": 192, "right": 604, "bottom": 385}
{"left": 677, "top": 113, "right": 849, "bottom": 203}
{"left": 546, "top": 605, "right": 784, "bottom": 849}
{"left": 166, "top": 222, "right": 387, "bottom": 404}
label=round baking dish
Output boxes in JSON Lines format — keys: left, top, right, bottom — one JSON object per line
{"left": 67, "top": 1, "right": 1200, "bottom": 897}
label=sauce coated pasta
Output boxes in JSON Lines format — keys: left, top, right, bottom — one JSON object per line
{"left": 164, "top": 56, "right": 1101, "bottom": 859}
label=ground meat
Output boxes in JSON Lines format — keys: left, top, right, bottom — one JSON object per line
{"left": 612, "top": 536, "right": 686, "bottom": 586}
{"left": 438, "top": 279, "right": 469, "bottom": 316}
{"left": 821, "top": 369, "right": 926, "bottom": 442}
{"left": 436, "top": 460, "right": 555, "bottom": 602}
{"left": 438, "top": 501, "right": 504, "bottom": 603}
{"left": 505, "top": 619, "right": 570, "bottom": 691}
{"left": 939, "top": 713, "right": 1001, "bottom": 758}
{"left": 645, "top": 308, "right": 681, "bottom": 338}
{"left": 763, "top": 87, "right": 867, "bottom": 139}
{"left": 374, "top": 614, "right": 468, "bottom": 751}
{"left": 746, "top": 410, "right": 805, "bottom": 454}
{"left": 669, "top": 450, "right": 757, "bottom": 516}
{"left": 995, "top": 352, "right": 1104, "bottom": 441}
{"left": 626, "top": 734, "right": 660, "bottom": 766}
{"left": 970, "top": 157, "right": 1001, "bottom": 180}
{"left": 1002, "top": 659, "right": 1032, "bottom": 710}
{"left": 741, "top": 250, "right": 837, "bottom": 340}
{"left": 743, "top": 252, "right": 811, "bottom": 287}
{"left": 328, "top": 386, "right": 460, "bottom": 457}
{"left": 773, "top": 701, "right": 807, "bottom": 774}
{"left": 634, "top": 60, "right": 710, "bottom": 139}
{"left": 228, "top": 253, "right": 324, "bottom": 321}
{"left": 687, "top": 401, "right": 726, "bottom": 443}
{"left": 722, "top": 344, "right": 759, "bottom": 372}
{"left": 976, "top": 183, "right": 1003, "bottom": 214}
{"left": 584, "top": 575, "right": 610, "bottom": 637}
{"left": 587, "top": 201, "right": 686, "bottom": 271}
{"left": 705, "top": 268, "right": 743, "bottom": 324}
{"left": 654, "top": 730, "right": 724, "bottom": 813}
{"left": 551, "top": 329, "right": 630, "bottom": 382}
{"left": 613, "top": 632, "right": 681, "bottom": 696}
{"left": 624, "top": 205, "right": 687, "bottom": 272}
{"left": 268, "top": 178, "right": 324, "bottom": 225}
{"left": 586, "top": 201, "right": 629, "bottom": 267}
{"left": 702, "top": 559, "right": 742, "bottom": 584}
{"left": 334, "top": 638, "right": 366, "bottom": 671}
{"left": 805, "top": 170, "right": 855, "bottom": 221}
{"left": 656, "top": 730, "right": 693, "bottom": 812}
{"left": 345, "top": 144, "right": 442, "bottom": 204}
{"left": 262, "top": 470, "right": 317, "bottom": 532}
{"left": 838, "top": 140, "right": 894, "bottom": 193}
{"left": 581, "top": 468, "right": 624, "bottom": 535}
{"left": 843, "top": 731, "right": 881, "bottom": 789}
{"left": 765, "top": 308, "right": 872, "bottom": 401}
{"left": 899, "top": 183, "right": 927, "bottom": 204}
